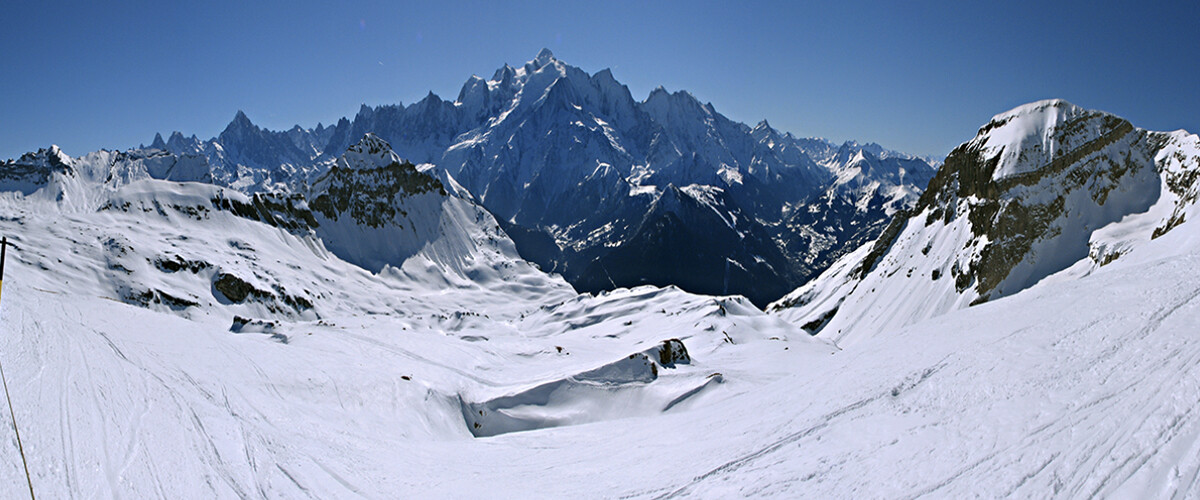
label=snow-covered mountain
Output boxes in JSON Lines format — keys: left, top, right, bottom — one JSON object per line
{"left": 3, "top": 98, "right": 1200, "bottom": 497}
{"left": 306, "top": 133, "right": 556, "bottom": 291}
{"left": 770, "top": 99, "right": 1200, "bottom": 346}
{"left": 0, "top": 134, "right": 570, "bottom": 318}
{"left": 143, "top": 49, "right": 935, "bottom": 306}
{"left": 0, "top": 120, "right": 844, "bottom": 496}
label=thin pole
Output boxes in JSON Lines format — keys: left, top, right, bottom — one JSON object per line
{"left": 0, "top": 236, "right": 35, "bottom": 499}
{"left": 1, "top": 236, "right": 6, "bottom": 302}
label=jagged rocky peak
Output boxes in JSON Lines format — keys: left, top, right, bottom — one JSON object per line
{"left": 644, "top": 86, "right": 700, "bottom": 106}
{"left": 918, "top": 100, "right": 1134, "bottom": 219}
{"left": 225, "top": 110, "right": 255, "bottom": 133}
{"left": 5, "top": 143, "right": 70, "bottom": 174}
{"left": 592, "top": 67, "right": 618, "bottom": 85}
{"left": 162, "top": 131, "right": 203, "bottom": 155}
{"left": 8, "top": 145, "right": 74, "bottom": 175}
{"left": 505, "top": 50, "right": 587, "bottom": 106}
{"left": 311, "top": 134, "right": 444, "bottom": 234}
{"left": 841, "top": 140, "right": 886, "bottom": 157}
{"left": 1, "top": 145, "right": 83, "bottom": 197}
{"left": 914, "top": 99, "right": 1145, "bottom": 294}
{"left": 325, "top": 134, "right": 442, "bottom": 191}
{"left": 416, "top": 90, "right": 442, "bottom": 105}
{"left": 492, "top": 63, "right": 517, "bottom": 86}
{"left": 150, "top": 133, "right": 167, "bottom": 150}
{"left": 354, "top": 103, "right": 376, "bottom": 121}
{"left": 533, "top": 47, "right": 556, "bottom": 68}
{"left": 641, "top": 86, "right": 712, "bottom": 128}
{"left": 456, "top": 75, "right": 488, "bottom": 105}
{"left": 306, "top": 132, "right": 532, "bottom": 279}
{"left": 832, "top": 142, "right": 878, "bottom": 166}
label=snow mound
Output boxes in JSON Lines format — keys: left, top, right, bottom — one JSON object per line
{"left": 461, "top": 340, "right": 709, "bottom": 437}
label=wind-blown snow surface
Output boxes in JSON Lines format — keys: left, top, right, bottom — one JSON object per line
{"left": 2, "top": 196, "right": 1200, "bottom": 497}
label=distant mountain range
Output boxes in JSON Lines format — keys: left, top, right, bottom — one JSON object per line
{"left": 18, "top": 49, "right": 938, "bottom": 306}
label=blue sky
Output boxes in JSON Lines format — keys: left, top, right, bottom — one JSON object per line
{"left": 2, "top": 0, "right": 1197, "bottom": 160}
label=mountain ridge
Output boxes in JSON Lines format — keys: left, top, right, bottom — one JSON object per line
{"left": 12, "top": 49, "right": 937, "bottom": 307}
{"left": 770, "top": 98, "right": 1200, "bottom": 345}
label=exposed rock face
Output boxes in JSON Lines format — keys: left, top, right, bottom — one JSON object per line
{"left": 214, "top": 272, "right": 258, "bottom": 302}
{"left": 309, "top": 134, "right": 446, "bottom": 229}
{"left": 0, "top": 146, "right": 75, "bottom": 195}
{"left": 656, "top": 339, "right": 691, "bottom": 367}
{"left": 212, "top": 191, "right": 318, "bottom": 235}
{"left": 896, "top": 101, "right": 1156, "bottom": 302}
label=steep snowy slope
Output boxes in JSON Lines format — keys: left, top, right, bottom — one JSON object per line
{"left": 771, "top": 99, "right": 1200, "bottom": 346}
{"left": 0, "top": 134, "right": 572, "bottom": 321}
{"left": 304, "top": 133, "right": 547, "bottom": 291}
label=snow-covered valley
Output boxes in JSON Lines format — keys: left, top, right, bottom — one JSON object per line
{"left": 1, "top": 190, "right": 1199, "bottom": 497}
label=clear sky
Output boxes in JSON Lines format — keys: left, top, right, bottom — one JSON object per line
{"left": 2, "top": 0, "right": 1198, "bottom": 161}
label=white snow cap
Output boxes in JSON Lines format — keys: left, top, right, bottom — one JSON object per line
{"left": 977, "top": 99, "right": 1094, "bottom": 180}
{"left": 985, "top": 98, "right": 1083, "bottom": 126}
{"left": 339, "top": 133, "right": 403, "bottom": 170}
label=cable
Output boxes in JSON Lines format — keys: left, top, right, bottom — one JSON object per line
{"left": 0, "top": 357, "right": 35, "bottom": 499}
{"left": 0, "top": 236, "right": 34, "bottom": 498}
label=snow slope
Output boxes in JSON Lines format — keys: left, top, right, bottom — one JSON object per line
{"left": 1, "top": 168, "right": 1200, "bottom": 496}
{"left": 0, "top": 129, "right": 836, "bottom": 496}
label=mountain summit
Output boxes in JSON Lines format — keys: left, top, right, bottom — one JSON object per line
{"left": 771, "top": 99, "right": 1200, "bottom": 344}
{"left": 534, "top": 47, "right": 555, "bottom": 66}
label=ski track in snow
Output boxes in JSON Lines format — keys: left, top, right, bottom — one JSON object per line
{"left": 0, "top": 249, "right": 1197, "bottom": 497}
{"left": 651, "top": 255, "right": 1200, "bottom": 499}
